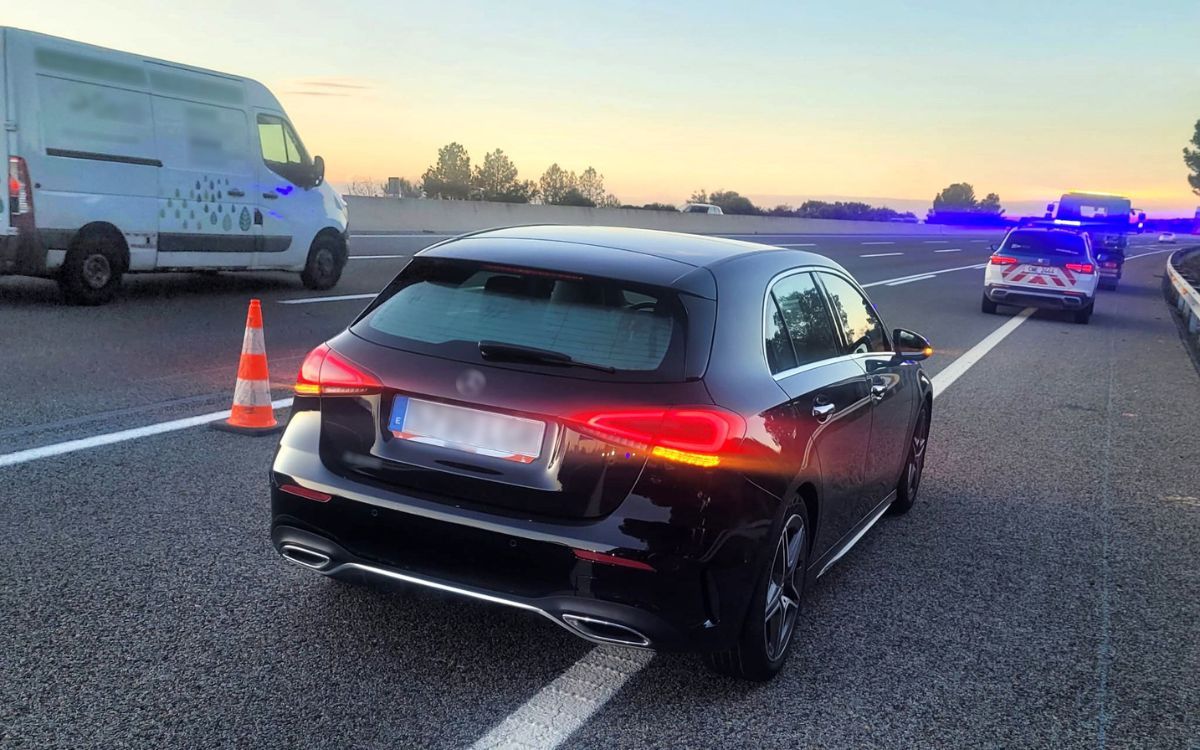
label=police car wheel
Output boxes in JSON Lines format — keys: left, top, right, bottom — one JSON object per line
{"left": 301, "top": 236, "right": 346, "bottom": 290}
{"left": 981, "top": 295, "right": 998, "bottom": 315}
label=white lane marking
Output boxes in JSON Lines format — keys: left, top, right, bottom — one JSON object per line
{"left": 1126, "top": 248, "right": 1175, "bottom": 260}
{"left": 349, "top": 254, "right": 411, "bottom": 260}
{"left": 861, "top": 241, "right": 895, "bottom": 245}
{"left": 0, "top": 399, "right": 295, "bottom": 468}
{"left": 349, "top": 233, "right": 454, "bottom": 238}
{"left": 934, "top": 248, "right": 962, "bottom": 253}
{"left": 970, "top": 240, "right": 989, "bottom": 243}
{"left": 886, "top": 274, "right": 936, "bottom": 286}
{"left": 279, "top": 293, "right": 377, "bottom": 305}
{"left": 860, "top": 262, "right": 986, "bottom": 288}
{"left": 923, "top": 240, "right": 950, "bottom": 244}
{"left": 469, "top": 647, "right": 653, "bottom": 750}
{"left": 860, "top": 252, "right": 903, "bottom": 258}
{"left": 930, "top": 308, "right": 1035, "bottom": 395}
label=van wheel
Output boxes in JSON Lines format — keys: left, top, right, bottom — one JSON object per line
{"left": 300, "top": 235, "right": 346, "bottom": 290}
{"left": 981, "top": 295, "right": 998, "bottom": 314}
{"left": 706, "top": 505, "right": 808, "bottom": 681}
{"left": 59, "top": 234, "right": 125, "bottom": 305}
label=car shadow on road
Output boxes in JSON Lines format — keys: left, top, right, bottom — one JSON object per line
{"left": 0, "top": 272, "right": 300, "bottom": 306}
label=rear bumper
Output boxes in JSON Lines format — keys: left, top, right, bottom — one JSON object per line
{"left": 0, "top": 230, "right": 48, "bottom": 276}
{"left": 985, "top": 284, "right": 1092, "bottom": 309}
{"left": 269, "top": 411, "right": 774, "bottom": 652}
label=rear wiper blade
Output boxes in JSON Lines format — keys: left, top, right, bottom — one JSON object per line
{"left": 477, "top": 340, "right": 616, "bottom": 373}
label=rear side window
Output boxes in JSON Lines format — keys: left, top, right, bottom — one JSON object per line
{"left": 770, "top": 273, "right": 841, "bottom": 369}
{"left": 815, "top": 272, "right": 890, "bottom": 355}
{"left": 764, "top": 297, "right": 798, "bottom": 374}
{"left": 355, "top": 259, "right": 686, "bottom": 379}
{"left": 1002, "top": 231, "right": 1087, "bottom": 258}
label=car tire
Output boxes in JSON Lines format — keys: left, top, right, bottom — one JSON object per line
{"left": 58, "top": 233, "right": 125, "bottom": 305}
{"left": 981, "top": 295, "right": 998, "bottom": 315}
{"left": 300, "top": 235, "right": 347, "bottom": 290}
{"left": 1101, "top": 280, "right": 1118, "bottom": 291}
{"left": 889, "top": 401, "right": 930, "bottom": 515}
{"left": 1074, "top": 303, "right": 1093, "bottom": 325}
{"left": 705, "top": 504, "right": 808, "bottom": 682}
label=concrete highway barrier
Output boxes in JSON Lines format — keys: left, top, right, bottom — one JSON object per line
{"left": 344, "top": 196, "right": 989, "bottom": 236}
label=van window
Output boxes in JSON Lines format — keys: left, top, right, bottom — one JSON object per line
{"left": 354, "top": 258, "right": 687, "bottom": 380}
{"left": 257, "top": 115, "right": 311, "bottom": 184}
{"left": 816, "top": 272, "right": 890, "bottom": 355}
{"left": 771, "top": 273, "right": 841, "bottom": 367}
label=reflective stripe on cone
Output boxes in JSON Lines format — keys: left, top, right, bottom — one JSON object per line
{"left": 213, "top": 299, "right": 284, "bottom": 436}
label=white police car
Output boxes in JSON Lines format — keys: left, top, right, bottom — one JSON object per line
{"left": 982, "top": 228, "right": 1100, "bottom": 324}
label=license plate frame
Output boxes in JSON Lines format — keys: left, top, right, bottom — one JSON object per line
{"left": 388, "top": 396, "right": 546, "bottom": 464}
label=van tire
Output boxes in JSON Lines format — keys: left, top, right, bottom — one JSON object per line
{"left": 300, "top": 235, "right": 346, "bottom": 290}
{"left": 59, "top": 233, "right": 126, "bottom": 305}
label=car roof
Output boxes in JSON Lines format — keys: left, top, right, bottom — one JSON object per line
{"left": 418, "top": 225, "right": 838, "bottom": 298}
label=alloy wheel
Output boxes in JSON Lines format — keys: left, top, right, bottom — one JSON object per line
{"left": 906, "top": 410, "right": 929, "bottom": 499}
{"left": 763, "top": 514, "right": 806, "bottom": 661}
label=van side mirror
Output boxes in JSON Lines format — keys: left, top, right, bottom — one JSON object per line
{"left": 311, "top": 155, "right": 325, "bottom": 188}
{"left": 892, "top": 328, "right": 933, "bottom": 362}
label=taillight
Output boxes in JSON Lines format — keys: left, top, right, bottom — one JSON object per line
{"left": 570, "top": 406, "right": 746, "bottom": 468}
{"left": 1065, "top": 262, "right": 1094, "bottom": 274}
{"left": 294, "top": 343, "right": 382, "bottom": 396}
{"left": 8, "top": 156, "right": 33, "bottom": 216}
{"left": 989, "top": 255, "right": 1018, "bottom": 265}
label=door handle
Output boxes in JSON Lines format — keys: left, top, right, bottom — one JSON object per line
{"left": 812, "top": 400, "right": 836, "bottom": 422}
{"left": 262, "top": 192, "right": 279, "bottom": 200}
{"left": 227, "top": 188, "right": 245, "bottom": 197}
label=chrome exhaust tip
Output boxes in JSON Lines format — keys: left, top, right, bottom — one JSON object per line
{"left": 561, "top": 614, "right": 651, "bottom": 648}
{"left": 280, "top": 544, "right": 332, "bottom": 571}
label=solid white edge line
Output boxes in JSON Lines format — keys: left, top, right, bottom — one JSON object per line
{"left": 468, "top": 647, "right": 654, "bottom": 750}
{"left": 860, "top": 262, "right": 986, "bottom": 288}
{"left": 930, "top": 308, "right": 1034, "bottom": 396}
{"left": 349, "top": 255, "right": 411, "bottom": 260}
{"left": 349, "top": 233, "right": 454, "bottom": 238}
{"left": 0, "top": 399, "right": 294, "bottom": 468}
{"left": 886, "top": 274, "right": 936, "bottom": 286}
{"left": 279, "top": 293, "right": 377, "bottom": 305}
{"left": 861, "top": 252, "right": 904, "bottom": 258}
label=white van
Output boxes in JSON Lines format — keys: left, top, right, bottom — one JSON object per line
{"left": 680, "top": 202, "right": 723, "bottom": 215}
{"left": 1, "top": 27, "right": 348, "bottom": 304}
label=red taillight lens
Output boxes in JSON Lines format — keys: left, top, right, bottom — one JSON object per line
{"left": 279, "top": 483, "right": 332, "bottom": 503}
{"left": 1065, "top": 262, "right": 1094, "bottom": 274}
{"left": 8, "top": 156, "right": 32, "bottom": 215}
{"left": 294, "top": 343, "right": 382, "bottom": 396}
{"left": 989, "top": 255, "right": 1018, "bottom": 265}
{"left": 570, "top": 406, "right": 745, "bottom": 468}
{"left": 573, "top": 548, "right": 655, "bottom": 571}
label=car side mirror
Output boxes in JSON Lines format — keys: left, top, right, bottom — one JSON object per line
{"left": 311, "top": 155, "right": 325, "bottom": 188}
{"left": 892, "top": 328, "right": 933, "bottom": 362}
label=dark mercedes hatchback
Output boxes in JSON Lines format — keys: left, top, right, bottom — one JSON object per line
{"left": 270, "top": 226, "right": 934, "bottom": 680}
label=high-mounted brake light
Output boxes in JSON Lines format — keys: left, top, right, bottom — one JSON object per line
{"left": 570, "top": 406, "right": 745, "bottom": 468}
{"left": 1065, "top": 262, "right": 1094, "bottom": 274}
{"left": 8, "top": 156, "right": 33, "bottom": 216}
{"left": 989, "top": 255, "right": 1018, "bottom": 265}
{"left": 294, "top": 343, "right": 382, "bottom": 396}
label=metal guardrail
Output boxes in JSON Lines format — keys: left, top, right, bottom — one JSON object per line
{"left": 1166, "top": 247, "right": 1200, "bottom": 344}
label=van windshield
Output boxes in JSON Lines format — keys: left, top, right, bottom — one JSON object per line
{"left": 354, "top": 258, "right": 687, "bottom": 380}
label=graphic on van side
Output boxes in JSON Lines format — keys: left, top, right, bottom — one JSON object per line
{"left": 158, "top": 175, "right": 252, "bottom": 235}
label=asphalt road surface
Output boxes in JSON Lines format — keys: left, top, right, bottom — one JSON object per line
{"left": 1, "top": 230, "right": 1197, "bottom": 749}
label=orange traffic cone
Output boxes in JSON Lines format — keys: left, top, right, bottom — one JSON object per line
{"left": 212, "top": 299, "right": 284, "bottom": 436}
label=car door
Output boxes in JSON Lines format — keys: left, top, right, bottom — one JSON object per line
{"left": 815, "top": 271, "right": 915, "bottom": 510}
{"left": 767, "top": 271, "right": 873, "bottom": 562}
{"left": 253, "top": 111, "right": 321, "bottom": 267}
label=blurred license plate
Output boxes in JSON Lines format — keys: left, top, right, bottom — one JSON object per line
{"left": 389, "top": 397, "right": 545, "bottom": 463}
{"left": 1026, "top": 265, "right": 1055, "bottom": 275}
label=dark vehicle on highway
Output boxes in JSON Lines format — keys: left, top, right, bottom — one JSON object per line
{"left": 269, "top": 226, "right": 934, "bottom": 681}
{"left": 1048, "top": 192, "right": 1139, "bottom": 290}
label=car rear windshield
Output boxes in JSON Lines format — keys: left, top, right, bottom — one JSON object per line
{"left": 353, "top": 258, "right": 687, "bottom": 380}
{"left": 1001, "top": 231, "right": 1087, "bottom": 258}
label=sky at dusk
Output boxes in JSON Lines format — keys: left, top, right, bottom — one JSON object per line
{"left": 4, "top": 1, "right": 1199, "bottom": 215}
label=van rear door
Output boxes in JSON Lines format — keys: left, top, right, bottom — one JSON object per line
{"left": 1, "top": 27, "right": 12, "bottom": 241}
